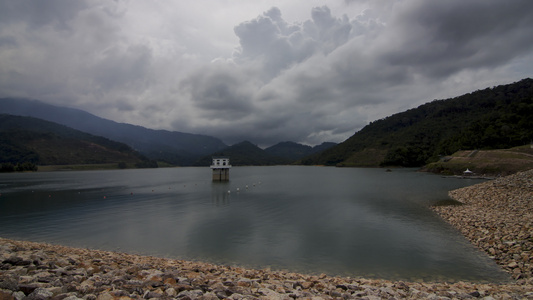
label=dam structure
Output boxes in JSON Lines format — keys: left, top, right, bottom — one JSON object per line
{"left": 210, "top": 157, "right": 231, "bottom": 181}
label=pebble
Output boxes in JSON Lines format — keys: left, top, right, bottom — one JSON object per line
{"left": 1, "top": 170, "right": 533, "bottom": 299}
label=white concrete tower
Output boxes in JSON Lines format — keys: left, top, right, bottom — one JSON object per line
{"left": 210, "top": 157, "right": 231, "bottom": 181}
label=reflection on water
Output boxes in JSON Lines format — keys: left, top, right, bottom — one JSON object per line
{"left": 211, "top": 182, "right": 231, "bottom": 206}
{"left": 0, "top": 166, "right": 509, "bottom": 282}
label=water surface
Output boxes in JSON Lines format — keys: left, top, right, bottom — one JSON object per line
{"left": 0, "top": 166, "right": 509, "bottom": 282}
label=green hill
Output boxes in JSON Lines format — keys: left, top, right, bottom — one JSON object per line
{"left": 300, "top": 78, "right": 533, "bottom": 167}
{"left": 0, "top": 114, "right": 152, "bottom": 170}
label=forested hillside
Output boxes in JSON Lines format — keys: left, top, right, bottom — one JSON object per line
{"left": 0, "top": 114, "right": 152, "bottom": 170}
{"left": 0, "top": 98, "right": 227, "bottom": 165}
{"left": 301, "top": 78, "right": 533, "bottom": 167}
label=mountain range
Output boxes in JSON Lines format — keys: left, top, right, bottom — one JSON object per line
{"left": 0, "top": 98, "right": 226, "bottom": 165}
{"left": 192, "top": 141, "right": 336, "bottom": 166}
{"left": 194, "top": 141, "right": 290, "bottom": 166}
{"left": 265, "top": 141, "right": 337, "bottom": 161}
{"left": 0, "top": 98, "right": 336, "bottom": 166}
{"left": 2, "top": 78, "right": 531, "bottom": 169}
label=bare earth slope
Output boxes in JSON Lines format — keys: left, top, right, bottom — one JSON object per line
{"left": 424, "top": 145, "right": 533, "bottom": 176}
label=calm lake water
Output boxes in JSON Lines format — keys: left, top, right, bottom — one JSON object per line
{"left": 0, "top": 166, "right": 509, "bottom": 282}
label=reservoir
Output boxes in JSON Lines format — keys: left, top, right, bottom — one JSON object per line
{"left": 0, "top": 166, "right": 509, "bottom": 282}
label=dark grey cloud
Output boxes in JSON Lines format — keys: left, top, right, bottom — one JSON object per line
{"left": 0, "top": 0, "right": 88, "bottom": 30}
{"left": 308, "top": 6, "right": 352, "bottom": 53}
{"left": 194, "top": 0, "right": 533, "bottom": 146}
{"left": 0, "top": 0, "right": 532, "bottom": 147}
{"left": 0, "top": 0, "right": 151, "bottom": 110}
{"left": 91, "top": 44, "right": 153, "bottom": 92}
{"left": 0, "top": 36, "right": 17, "bottom": 48}
{"left": 381, "top": 0, "right": 533, "bottom": 78}
{"left": 233, "top": 6, "right": 354, "bottom": 80}
{"left": 181, "top": 63, "right": 256, "bottom": 121}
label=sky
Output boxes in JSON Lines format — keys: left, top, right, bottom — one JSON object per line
{"left": 1, "top": 0, "right": 532, "bottom": 147}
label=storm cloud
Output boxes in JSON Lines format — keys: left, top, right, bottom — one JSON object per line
{"left": 1, "top": 0, "right": 532, "bottom": 147}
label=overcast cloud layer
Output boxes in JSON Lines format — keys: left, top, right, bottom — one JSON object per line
{"left": 1, "top": 0, "right": 532, "bottom": 147}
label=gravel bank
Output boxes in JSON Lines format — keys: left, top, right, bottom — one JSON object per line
{"left": 2, "top": 238, "right": 533, "bottom": 300}
{"left": 1, "top": 170, "right": 533, "bottom": 299}
{"left": 432, "top": 169, "right": 533, "bottom": 285}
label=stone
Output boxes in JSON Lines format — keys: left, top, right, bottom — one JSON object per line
{"left": 300, "top": 281, "right": 314, "bottom": 289}
{"left": 165, "top": 288, "right": 177, "bottom": 297}
{"left": 142, "top": 290, "right": 162, "bottom": 299}
{"left": 95, "top": 292, "right": 113, "bottom": 300}
{"left": 62, "top": 296, "right": 84, "bottom": 300}
{"left": 469, "top": 291, "right": 481, "bottom": 297}
{"left": 18, "top": 284, "right": 39, "bottom": 295}
{"left": 236, "top": 278, "right": 252, "bottom": 287}
{"left": 0, "top": 290, "right": 14, "bottom": 300}
{"left": 2, "top": 257, "right": 23, "bottom": 266}
{"left": 0, "top": 279, "right": 19, "bottom": 292}
{"left": 198, "top": 292, "right": 218, "bottom": 300}
{"left": 177, "top": 289, "right": 203, "bottom": 298}
{"left": 11, "top": 291, "right": 25, "bottom": 300}
{"left": 27, "top": 287, "right": 53, "bottom": 300}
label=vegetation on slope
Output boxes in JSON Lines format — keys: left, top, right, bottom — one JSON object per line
{"left": 0, "top": 114, "right": 153, "bottom": 170}
{"left": 0, "top": 98, "right": 228, "bottom": 165}
{"left": 301, "top": 78, "right": 533, "bottom": 167}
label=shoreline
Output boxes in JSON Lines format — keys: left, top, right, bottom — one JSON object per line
{"left": 2, "top": 170, "right": 533, "bottom": 299}
{"left": 1, "top": 238, "right": 532, "bottom": 299}
{"left": 431, "top": 169, "right": 533, "bottom": 284}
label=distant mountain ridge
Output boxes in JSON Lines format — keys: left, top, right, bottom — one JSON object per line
{"left": 264, "top": 141, "right": 337, "bottom": 161}
{"left": 0, "top": 98, "right": 227, "bottom": 165}
{"left": 0, "top": 98, "right": 337, "bottom": 166}
{"left": 194, "top": 141, "right": 291, "bottom": 166}
{"left": 193, "top": 141, "right": 338, "bottom": 166}
{"left": 0, "top": 114, "right": 148, "bottom": 167}
{"left": 301, "top": 78, "right": 533, "bottom": 167}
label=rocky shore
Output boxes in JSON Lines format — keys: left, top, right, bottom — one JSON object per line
{"left": 2, "top": 238, "right": 533, "bottom": 300}
{"left": 1, "top": 169, "right": 532, "bottom": 299}
{"left": 432, "top": 169, "right": 533, "bottom": 285}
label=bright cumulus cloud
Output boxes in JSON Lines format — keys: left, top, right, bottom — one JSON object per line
{"left": 1, "top": 0, "right": 532, "bottom": 147}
